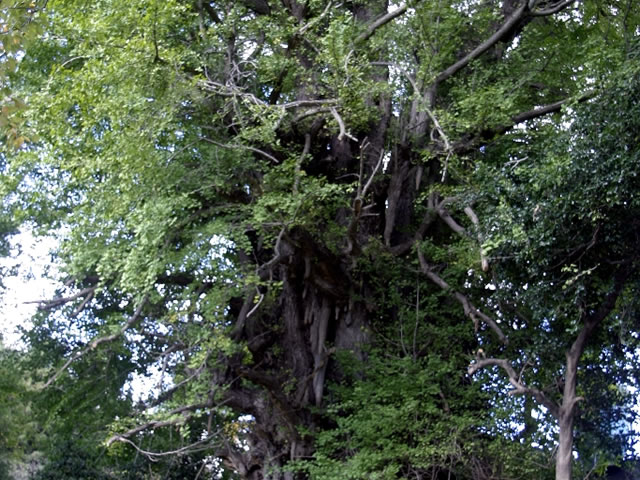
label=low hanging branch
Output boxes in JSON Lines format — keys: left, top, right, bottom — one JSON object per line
{"left": 43, "top": 295, "right": 149, "bottom": 388}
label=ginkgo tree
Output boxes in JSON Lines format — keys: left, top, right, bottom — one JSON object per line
{"left": 2, "top": 0, "right": 640, "bottom": 479}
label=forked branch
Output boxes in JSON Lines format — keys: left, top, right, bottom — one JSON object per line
{"left": 468, "top": 357, "right": 559, "bottom": 417}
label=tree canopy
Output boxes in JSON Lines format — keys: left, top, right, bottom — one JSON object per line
{"left": 2, "top": 0, "right": 640, "bottom": 479}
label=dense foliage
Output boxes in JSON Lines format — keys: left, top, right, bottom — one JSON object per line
{"left": 1, "top": 0, "right": 640, "bottom": 479}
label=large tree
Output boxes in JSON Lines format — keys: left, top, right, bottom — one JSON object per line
{"left": 2, "top": 0, "right": 640, "bottom": 479}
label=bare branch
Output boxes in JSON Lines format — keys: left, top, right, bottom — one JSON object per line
{"left": 70, "top": 288, "right": 95, "bottom": 318}
{"left": 453, "top": 91, "right": 596, "bottom": 155}
{"left": 434, "top": 2, "right": 528, "bottom": 84}
{"left": 344, "top": 146, "right": 384, "bottom": 255}
{"left": 109, "top": 431, "right": 217, "bottom": 459}
{"left": 44, "top": 295, "right": 148, "bottom": 388}
{"left": 246, "top": 292, "right": 265, "bottom": 320}
{"left": 278, "top": 98, "right": 338, "bottom": 109}
{"left": 199, "top": 136, "right": 279, "bottom": 164}
{"left": 464, "top": 206, "right": 489, "bottom": 272}
{"left": 26, "top": 286, "right": 97, "bottom": 310}
{"left": 417, "top": 249, "right": 507, "bottom": 343}
{"left": 361, "top": 148, "right": 384, "bottom": 199}
{"left": 292, "top": 107, "right": 332, "bottom": 123}
{"left": 330, "top": 107, "right": 357, "bottom": 142}
{"left": 510, "top": 90, "right": 595, "bottom": 127}
{"left": 60, "top": 56, "right": 90, "bottom": 68}
{"left": 422, "top": 107, "right": 453, "bottom": 181}
{"left": 294, "top": 133, "right": 311, "bottom": 194}
{"left": 107, "top": 402, "right": 211, "bottom": 447}
{"left": 355, "top": 3, "right": 408, "bottom": 44}
{"left": 151, "top": 362, "right": 208, "bottom": 407}
{"left": 296, "top": 1, "right": 338, "bottom": 35}
{"left": 435, "top": 201, "right": 468, "bottom": 237}
{"left": 468, "top": 357, "right": 559, "bottom": 417}
{"left": 201, "top": 81, "right": 338, "bottom": 110}
{"left": 530, "top": 0, "right": 579, "bottom": 16}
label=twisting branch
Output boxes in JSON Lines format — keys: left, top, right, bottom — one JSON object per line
{"left": 43, "top": 295, "right": 149, "bottom": 388}
{"left": 434, "top": 198, "right": 469, "bottom": 237}
{"left": 416, "top": 248, "right": 507, "bottom": 343}
{"left": 355, "top": 3, "right": 408, "bottom": 44}
{"left": 330, "top": 107, "right": 357, "bottom": 142}
{"left": 468, "top": 357, "right": 559, "bottom": 417}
